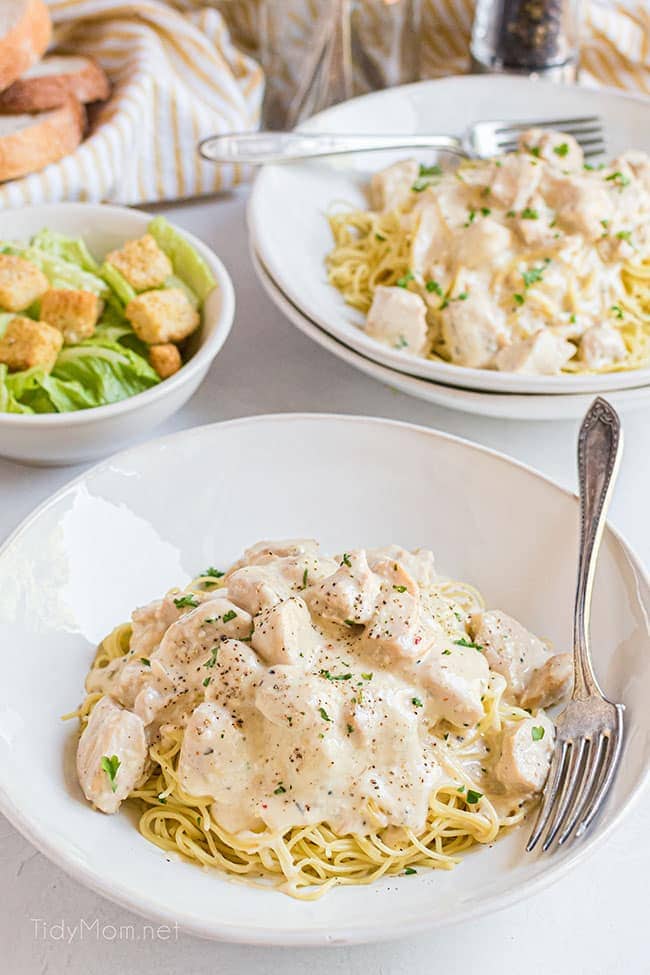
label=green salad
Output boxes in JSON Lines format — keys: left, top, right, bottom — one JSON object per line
{"left": 0, "top": 217, "right": 216, "bottom": 415}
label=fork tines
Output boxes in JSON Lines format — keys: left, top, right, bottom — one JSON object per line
{"left": 495, "top": 116, "right": 606, "bottom": 158}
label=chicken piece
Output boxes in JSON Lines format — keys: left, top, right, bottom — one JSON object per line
{"left": 494, "top": 713, "right": 555, "bottom": 796}
{"left": 367, "top": 545, "right": 436, "bottom": 587}
{"left": 365, "top": 285, "right": 429, "bottom": 355}
{"left": 610, "top": 150, "right": 650, "bottom": 193}
{"left": 125, "top": 288, "right": 200, "bottom": 344}
{"left": 39, "top": 288, "right": 103, "bottom": 344}
{"left": 148, "top": 342, "right": 181, "bottom": 378}
{"left": 410, "top": 202, "right": 448, "bottom": 275}
{"left": 251, "top": 596, "right": 319, "bottom": 665}
{"left": 419, "top": 640, "right": 489, "bottom": 727}
{"left": 85, "top": 654, "right": 151, "bottom": 711}
{"left": 234, "top": 539, "right": 322, "bottom": 572}
{"left": 178, "top": 701, "right": 255, "bottom": 827}
{"left": 370, "top": 159, "right": 418, "bottom": 211}
{"left": 490, "top": 154, "right": 543, "bottom": 211}
{"left": 454, "top": 217, "right": 512, "bottom": 270}
{"left": 76, "top": 696, "right": 147, "bottom": 814}
{"left": 206, "top": 638, "right": 264, "bottom": 710}
{"left": 518, "top": 128, "right": 584, "bottom": 171}
{"left": 105, "top": 234, "right": 172, "bottom": 292}
{"left": 513, "top": 198, "right": 558, "bottom": 248}
{"left": 579, "top": 324, "right": 626, "bottom": 370}
{"left": 0, "top": 315, "right": 62, "bottom": 372}
{"left": 0, "top": 253, "right": 49, "bottom": 311}
{"left": 155, "top": 596, "right": 253, "bottom": 671}
{"left": 470, "top": 610, "right": 557, "bottom": 704}
{"left": 494, "top": 330, "right": 575, "bottom": 375}
{"left": 544, "top": 172, "right": 613, "bottom": 242}
{"left": 130, "top": 595, "right": 184, "bottom": 659}
{"left": 364, "top": 562, "right": 421, "bottom": 659}
{"left": 440, "top": 278, "right": 506, "bottom": 368}
{"left": 226, "top": 564, "right": 293, "bottom": 615}
{"left": 520, "top": 653, "right": 573, "bottom": 710}
{"left": 305, "top": 550, "right": 381, "bottom": 625}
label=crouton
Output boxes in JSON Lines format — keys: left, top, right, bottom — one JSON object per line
{"left": 0, "top": 254, "right": 49, "bottom": 312}
{"left": 0, "top": 315, "right": 63, "bottom": 372}
{"left": 148, "top": 343, "right": 182, "bottom": 379}
{"left": 40, "top": 288, "right": 103, "bottom": 344}
{"left": 105, "top": 234, "right": 173, "bottom": 292}
{"left": 125, "top": 288, "right": 199, "bottom": 344}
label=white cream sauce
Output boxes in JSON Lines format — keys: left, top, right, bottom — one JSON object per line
{"left": 78, "top": 540, "right": 564, "bottom": 827}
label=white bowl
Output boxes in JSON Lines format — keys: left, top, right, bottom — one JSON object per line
{"left": 249, "top": 75, "right": 650, "bottom": 396}
{"left": 0, "top": 414, "right": 648, "bottom": 944}
{"left": 0, "top": 204, "right": 235, "bottom": 466}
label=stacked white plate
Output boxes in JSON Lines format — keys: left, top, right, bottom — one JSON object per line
{"left": 248, "top": 75, "right": 650, "bottom": 421}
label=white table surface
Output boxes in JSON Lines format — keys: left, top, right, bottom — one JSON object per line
{"left": 1, "top": 191, "right": 649, "bottom": 975}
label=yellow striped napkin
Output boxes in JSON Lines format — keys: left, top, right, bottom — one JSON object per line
{"left": 0, "top": 0, "right": 264, "bottom": 209}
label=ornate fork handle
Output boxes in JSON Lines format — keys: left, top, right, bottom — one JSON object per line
{"left": 573, "top": 397, "right": 623, "bottom": 700}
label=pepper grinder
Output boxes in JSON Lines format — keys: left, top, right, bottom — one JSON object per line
{"left": 470, "top": 0, "right": 580, "bottom": 82}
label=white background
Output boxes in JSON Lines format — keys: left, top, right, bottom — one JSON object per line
{"left": 1, "top": 193, "right": 648, "bottom": 973}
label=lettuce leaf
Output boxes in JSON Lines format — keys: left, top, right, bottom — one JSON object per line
{"left": 29, "top": 229, "right": 101, "bottom": 274}
{"left": 99, "top": 261, "right": 136, "bottom": 306}
{"left": 3, "top": 243, "right": 110, "bottom": 297}
{"left": 0, "top": 365, "right": 34, "bottom": 413}
{"left": 148, "top": 216, "right": 216, "bottom": 303}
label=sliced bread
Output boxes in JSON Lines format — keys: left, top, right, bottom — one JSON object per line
{"left": 0, "top": 55, "right": 111, "bottom": 113}
{"left": 0, "top": 98, "right": 85, "bottom": 182}
{"left": 0, "top": 0, "right": 51, "bottom": 93}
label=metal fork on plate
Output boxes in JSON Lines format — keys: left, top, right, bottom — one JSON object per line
{"left": 527, "top": 397, "right": 625, "bottom": 853}
{"left": 199, "top": 116, "right": 605, "bottom": 165}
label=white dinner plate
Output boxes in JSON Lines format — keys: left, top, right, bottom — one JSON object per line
{"left": 0, "top": 414, "right": 649, "bottom": 944}
{"left": 249, "top": 75, "right": 650, "bottom": 396}
{"left": 251, "top": 244, "right": 650, "bottom": 421}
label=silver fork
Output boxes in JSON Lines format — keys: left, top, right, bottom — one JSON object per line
{"left": 199, "top": 116, "right": 605, "bottom": 166}
{"left": 527, "top": 397, "right": 625, "bottom": 854}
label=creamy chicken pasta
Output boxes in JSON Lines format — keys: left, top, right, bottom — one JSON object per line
{"left": 71, "top": 540, "right": 572, "bottom": 897}
{"left": 326, "top": 129, "right": 650, "bottom": 375}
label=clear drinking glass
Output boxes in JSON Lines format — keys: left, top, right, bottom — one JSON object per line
{"left": 471, "top": 0, "right": 581, "bottom": 81}
{"left": 259, "top": 0, "right": 422, "bottom": 129}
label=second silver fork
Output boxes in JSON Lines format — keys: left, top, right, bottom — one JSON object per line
{"left": 527, "top": 397, "right": 625, "bottom": 853}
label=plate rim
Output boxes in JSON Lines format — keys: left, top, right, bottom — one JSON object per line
{"left": 249, "top": 75, "right": 650, "bottom": 396}
{"left": 1, "top": 411, "right": 649, "bottom": 945}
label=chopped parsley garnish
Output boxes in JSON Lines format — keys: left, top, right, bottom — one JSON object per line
{"left": 464, "top": 208, "right": 476, "bottom": 227}
{"left": 531, "top": 725, "right": 545, "bottom": 741}
{"left": 222, "top": 609, "right": 237, "bottom": 623}
{"left": 466, "top": 790, "right": 483, "bottom": 804}
{"left": 616, "top": 230, "right": 632, "bottom": 242}
{"left": 346, "top": 723, "right": 354, "bottom": 735}
{"left": 100, "top": 755, "right": 120, "bottom": 793}
{"left": 375, "top": 232, "right": 386, "bottom": 242}
{"left": 419, "top": 163, "right": 442, "bottom": 177}
{"left": 301, "top": 568, "right": 308, "bottom": 589}
{"left": 605, "top": 171, "right": 630, "bottom": 188}
{"left": 425, "top": 280, "right": 443, "bottom": 295}
{"left": 513, "top": 293, "right": 525, "bottom": 306}
{"left": 318, "top": 707, "right": 331, "bottom": 722}
{"left": 528, "top": 145, "right": 541, "bottom": 158}
{"left": 203, "top": 676, "right": 211, "bottom": 687}
{"left": 553, "top": 142, "right": 569, "bottom": 157}
{"left": 320, "top": 669, "right": 352, "bottom": 681}
{"left": 506, "top": 210, "right": 516, "bottom": 218}
{"left": 393, "top": 584, "right": 407, "bottom": 593}
{"left": 174, "top": 594, "right": 199, "bottom": 609}
{"left": 412, "top": 164, "right": 442, "bottom": 191}
{"left": 394, "top": 335, "right": 409, "bottom": 350}
{"left": 457, "top": 785, "right": 465, "bottom": 793}
{"left": 456, "top": 291, "right": 468, "bottom": 301}
{"left": 204, "top": 646, "right": 219, "bottom": 669}
{"left": 201, "top": 567, "right": 224, "bottom": 579}
{"left": 361, "top": 672, "right": 373, "bottom": 681}
{"left": 273, "top": 784, "right": 286, "bottom": 795}
{"left": 522, "top": 265, "right": 546, "bottom": 288}
{"left": 158, "top": 795, "right": 167, "bottom": 804}
{"left": 140, "top": 657, "right": 151, "bottom": 667}
{"left": 442, "top": 649, "right": 452, "bottom": 656}
{"left": 342, "top": 553, "right": 352, "bottom": 567}
{"left": 611, "top": 304, "right": 624, "bottom": 320}
{"left": 521, "top": 207, "right": 539, "bottom": 220}
{"left": 404, "top": 867, "right": 417, "bottom": 875}
{"left": 412, "top": 697, "right": 423, "bottom": 708}
{"left": 569, "top": 313, "right": 576, "bottom": 324}
{"left": 343, "top": 619, "right": 357, "bottom": 627}
{"left": 396, "top": 271, "right": 414, "bottom": 288}
{"left": 480, "top": 207, "right": 491, "bottom": 217}
{"left": 600, "top": 219, "right": 609, "bottom": 230}
{"left": 453, "top": 637, "right": 484, "bottom": 651}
